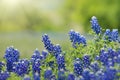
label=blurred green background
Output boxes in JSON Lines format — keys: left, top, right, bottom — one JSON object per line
{"left": 0, "top": 0, "right": 120, "bottom": 59}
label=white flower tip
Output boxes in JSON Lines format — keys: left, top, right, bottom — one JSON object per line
{"left": 44, "top": 33, "right": 48, "bottom": 36}
{"left": 92, "top": 16, "right": 97, "bottom": 20}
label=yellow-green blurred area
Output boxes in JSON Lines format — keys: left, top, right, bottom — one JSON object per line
{"left": 0, "top": 0, "right": 119, "bottom": 32}
{"left": 0, "top": 0, "right": 120, "bottom": 59}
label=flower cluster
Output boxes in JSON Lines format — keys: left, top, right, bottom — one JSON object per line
{"left": 44, "top": 69, "right": 55, "bottom": 80}
{"left": 23, "top": 75, "right": 31, "bottom": 80}
{"left": 53, "top": 44, "right": 62, "bottom": 58}
{"left": 72, "top": 47, "right": 120, "bottom": 80}
{"left": 67, "top": 73, "right": 75, "bottom": 80}
{"left": 74, "top": 58, "right": 83, "bottom": 76}
{"left": 42, "top": 34, "right": 54, "bottom": 53}
{"left": 104, "top": 29, "right": 119, "bottom": 42}
{"left": 90, "top": 16, "right": 101, "bottom": 34}
{"left": 42, "top": 34, "right": 62, "bottom": 58}
{"left": 13, "top": 59, "right": 30, "bottom": 76}
{"left": 0, "top": 16, "right": 120, "bottom": 80}
{"left": 0, "top": 71, "right": 9, "bottom": 80}
{"left": 98, "top": 48, "right": 120, "bottom": 67}
{"left": 58, "top": 69, "right": 66, "bottom": 80}
{"left": 57, "top": 54, "right": 65, "bottom": 70}
{"left": 69, "top": 29, "right": 86, "bottom": 47}
{"left": 82, "top": 54, "right": 91, "bottom": 68}
{"left": 4, "top": 46, "right": 20, "bottom": 72}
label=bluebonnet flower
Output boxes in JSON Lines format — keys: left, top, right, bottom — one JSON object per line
{"left": 111, "top": 29, "right": 119, "bottom": 41}
{"left": 0, "top": 71, "right": 9, "bottom": 80}
{"left": 90, "top": 61, "right": 100, "bottom": 72}
{"left": 104, "top": 29, "right": 112, "bottom": 41}
{"left": 95, "top": 55, "right": 100, "bottom": 61}
{"left": 69, "top": 30, "right": 86, "bottom": 48}
{"left": 33, "top": 72, "right": 40, "bottom": 80}
{"left": 31, "top": 49, "right": 42, "bottom": 79}
{"left": 23, "top": 75, "right": 31, "bottom": 80}
{"left": 89, "top": 72, "right": 96, "bottom": 80}
{"left": 82, "top": 69, "right": 91, "bottom": 80}
{"left": 74, "top": 58, "right": 83, "bottom": 76}
{"left": 107, "top": 58, "right": 114, "bottom": 67}
{"left": 82, "top": 54, "right": 90, "bottom": 68}
{"left": 13, "top": 59, "right": 30, "bottom": 77}
{"left": 58, "top": 69, "right": 66, "bottom": 80}
{"left": 53, "top": 44, "right": 62, "bottom": 58}
{"left": 116, "top": 55, "right": 120, "bottom": 64}
{"left": 90, "top": 16, "right": 101, "bottom": 34}
{"left": 42, "top": 50, "right": 48, "bottom": 59}
{"left": 67, "top": 73, "right": 75, "bottom": 80}
{"left": 96, "top": 70, "right": 106, "bottom": 80}
{"left": 50, "top": 74, "right": 56, "bottom": 80}
{"left": 104, "top": 67, "right": 117, "bottom": 80}
{"left": 99, "top": 50, "right": 109, "bottom": 66}
{"left": 42, "top": 34, "right": 62, "bottom": 58}
{"left": 108, "top": 48, "right": 116, "bottom": 59}
{"left": 42, "top": 34, "right": 54, "bottom": 53}
{"left": 57, "top": 54, "right": 65, "bottom": 70}
{"left": 44, "top": 69, "right": 53, "bottom": 79}
{"left": 113, "top": 56, "right": 118, "bottom": 63}
{"left": 4, "top": 46, "right": 20, "bottom": 72}
{"left": 117, "top": 50, "right": 120, "bottom": 55}
{"left": 104, "top": 29, "right": 119, "bottom": 42}
{"left": 32, "top": 59, "right": 41, "bottom": 75}
{"left": 31, "top": 49, "right": 43, "bottom": 63}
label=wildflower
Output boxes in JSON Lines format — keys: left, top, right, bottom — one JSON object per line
{"left": 111, "top": 29, "right": 119, "bottom": 41}
{"left": 42, "top": 34, "right": 54, "bottom": 53}
{"left": 108, "top": 48, "right": 116, "bottom": 59}
{"left": 116, "top": 55, "right": 120, "bottom": 64}
{"left": 89, "top": 72, "right": 96, "bottom": 80}
{"left": 23, "top": 75, "right": 31, "bottom": 80}
{"left": 96, "top": 70, "right": 105, "bottom": 80}
{"left": 74, "top": 58, "right": 83, "bottom": 76}
{"left": 33, "top": 72, "right": 40, "bottom": 80}
{"left": 13, "top": 59, "right": 30, "bottom": 77}
{"left": 82, "top": 69, "right": 91, "bottom": 80}
{"left": 90, "top": 16, "right": 101, "bottom": 34}
{"left": 90, "top": 61, "right": 100, "bottom": 72}
{"left": 42, "top": 34, "right": 62, "bottom": 58}
{"left": 53, "top": 44, "right": 62, "bottom": 58}
{"left": 44, "top": 69, "right": 53, "bottom": 79}
{"left": 107, "top": 58, "right": 114, "bottom": 67}
{"left": 4, "top": 46, "right": 20, "bottom": 72}
{"left": 69, "top": 30, "right": 86, "bottom": 48}
{"left": 42, "top": 50, "right": 48, "bottom": 59}
{"left": 104, "top": 29, "right": 119, "bottom": 42}
{"left": 32, "top": 59, "right": 41, "bottom": 75}
{"left": 67, "top": 73, "right": 75, "bottom": 80}
{"left": 31, "top": 49, "right": 41, "bottom": 79}
{"left": 82, "top": 54, "right": 90, "bottom": 68}
{"left": 99, "top": 50, "right": 109, "bottom": 66}
{"left": 104, "top": 67, "right": 117, "bottom": 80}
{"left": 57, "top": 54, "right": 65, "bottom": 70}
{"left": 58, "top": 69, "right": 66, "bottom": 80}
{"left": 31, "top": 49, "right": 43, "bottom": 63}
{"left": 50, "top": 74, "right": 56, "bottom": 80}
{"left": 0, "top": 71, "right": 9, "bottom": 80}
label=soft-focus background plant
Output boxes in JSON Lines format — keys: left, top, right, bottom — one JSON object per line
{"left": 0, "top": 0, "right": 120, "bottom": 59}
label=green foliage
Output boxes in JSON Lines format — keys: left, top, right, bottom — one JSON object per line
{"left": 62, "top": 0, "right": 120, "bottom": 31}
